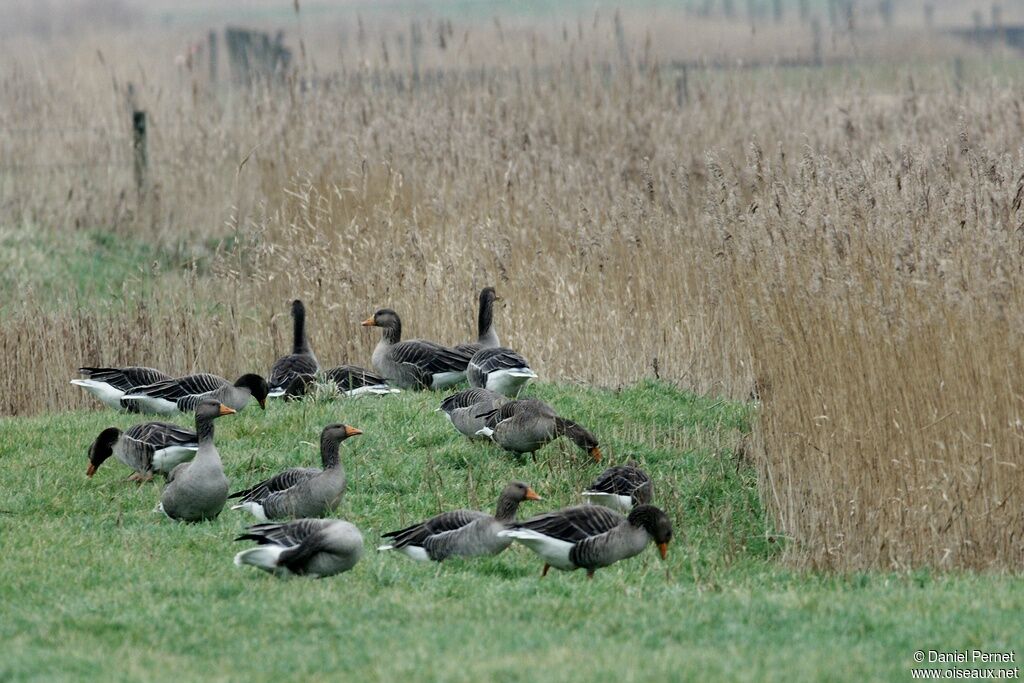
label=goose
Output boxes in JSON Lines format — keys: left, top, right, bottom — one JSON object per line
{"left": 454, "top": 287, "right": 500, "bottom": 356}
{"left": 234, "top": 519, "right": 363, "bottom": 578}
{"left": 378, "top": 481, "right": 541, "bottom": 561}
{"left": 581, "top": 463, "right": 654, "bottom": 512}
{"left": 438, "top": 387, "right": 506, "bottom": 439}
{"left": 267, "top": 299, "right": 320, "bottom": 397}
{"left": 122, "top": 372, "right": 268, "bottom": 415}
{"left": 467, "top": 347, "right": 537, "bottom": 397}
{"left": 157, "top": 399, "right": 235, "bottom": 522}
{"left": 361, "top": 309, "right": 472, "bottom": 390}
{"left": 499, "top": 504, "right": 673, "bottom": 578}
{"left": 282, "top": 365, "right": 400, "bottom": 399}
{"left": 71, "top": 366, "right": 171, "bottom": 412}
{"left": 229, "top": 423, "right": 361, "bottom": 521}
{"left": 475, "top": 398, "right": 602, "bottom": 461}
{"left": 87, "top": 421, "right": 198, "bottom": 481}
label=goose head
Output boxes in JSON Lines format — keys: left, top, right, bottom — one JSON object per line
{"left": 567, "top": 426, "right": 602, "bottom": 462}
{"left": 362, "top": 309, "right": 402, "bottom": 343}
{"left": 628, "top": 505, "right": 673, "bottom": 559}
{"left": 196, "top": 398, "right": 237, "bottom": 420}
{"left": 503, "top": 480, "right": 541, "bottom": 502}
{"left": 86, "top": 427, "right": 122, "bottom": 477}
{"left": 321, "top": 422, "right": 364, "bottom": 444}
{"left": 477, "top": 287, "right": 501, "bottom": 345}
{"left": 234, "top": 373, "right": 270, "bottom": 409}
{"left": 291, "top": 299, "right": 306, "bottom": 319}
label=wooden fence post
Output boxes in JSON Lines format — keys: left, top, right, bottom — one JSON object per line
{"left": 132, "top": 110, "right": 147, "bottom": 196}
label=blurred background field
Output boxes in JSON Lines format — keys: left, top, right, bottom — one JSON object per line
{"left": 2, "top": 0, "right": 1024, "bottom": 577}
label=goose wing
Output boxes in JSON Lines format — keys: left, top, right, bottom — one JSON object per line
{"left": 469, "top": 347, "right": 531, "bottom": 373}
{"left": 124, "top": 421, "right": 198, "bottom": 450}
{"left": 381, "top": 509, "right": 488, "bottom": 547}
{"left": 269, "top": 354, "right": 320, "bottom": 389}
{"left": 440, "top": 388, "right": 503, "bottom": 414}
{"left": 79, "top": 366, "right": 170, "bottom": 392}
{"left": 235, "top": 519, "right": 330, "bottom": 547}
{"left": 515, "top": 506, "right": 624, "bottom": 543}
{"left": 391, "top": 340, "right": 472, "bottom": 375}
{"left": 229, "top": 467, "right": 321, "bottom": 503}
{"left": 131, "top": 373, "right": 227, "bottom": 401}
{"left": 325, "top": 365, "right": 390, "bottom": 390}
{"left": 587, "top": 465, "right": 653, "bottom": 499}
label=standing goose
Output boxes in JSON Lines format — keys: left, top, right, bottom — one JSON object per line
{"left": 122, "top": 373, "right": 268, "bottom": 415}
{"left": 157, "top": 399, "right": 235, "bottom": 522}
{"left": 282, "top": 365, "right": 400, "bottom": 399}
{"left": 581, "top": 463, "right": 654, "bottom": 512}
{"left": 475, "top": 399, "right": 602, "bottom": 461}
{"left": 378, "top": 481, "right": 541, "bottom": 561}
{"left": 499, "top": 504, "right": 673, "bottom": 578}
{"left": 229, "top": 423, "right": 361, "bottom": 521}
{"left": 234, "top": 519, "right": 364, "bottom": 578}
{"left": 439, "top": 387, "right": 506, "bottom": 439}
{"left": 361, "top": 309, "right": 472, "bottom": 390}
{"left": 71, "top": 366, "right": 171, "bottom": 412}
{"left": 87, "top": 422, "right": 198, "bottom": 481}
{"left": 267, "top": 299, "right": 320, "bottom": 397}
{"left": 454, "top": 287, "right": 501, "bottom": 356}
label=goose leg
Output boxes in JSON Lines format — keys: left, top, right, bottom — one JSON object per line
{"left": 541, "top": 563, "right": 551, "bottom": 577}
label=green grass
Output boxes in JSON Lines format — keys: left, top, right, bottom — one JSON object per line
{"left": 0, "top": 382, "right": 1020, "bottom": 682}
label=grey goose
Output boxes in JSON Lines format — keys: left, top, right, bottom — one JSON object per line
{"left": 157, "top": 399, "right": 235, "bottom": 522}
{"left": 362, "top": 309, "right": 472, "bottom": 390}
{"left": 72, "top": 366, "right": 171, "bottom": 412}
{"left": 454, "top": 286, "right": 501, "bottom": 357}
{"left": 281, "top": 365, "right": 400, "bottom": 399}
{"left": 230, "top": 423, "right": 361, "bottom": 521}
{"left": 439, "top": 387, "right": 507, "bottom": 439}
{"left": 499, "top": 504, "right": 673, "bottom": 578}
{"left": 267, "top": 299, "right": 320, "bottom": 397}
{"left": 234, "top": 519, "right": 363, "bottom": 578}
{"left": 122, "top": 372, "right": 268, "bottom": 415}
{"left": 581, "top": 463, "right": 654, "bottom": 512}
{"left": 378, "top": 481, "right": 541, "bottom": 561}
{"left": 87, "top": 422, "right": 198, "bottom": 481}
{"left": 475, "top": 398, "right": 602, "bottom": 461}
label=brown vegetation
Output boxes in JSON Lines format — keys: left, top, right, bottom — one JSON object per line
{"left": 2, "top": 5, "right": 1022, "bottom": 570}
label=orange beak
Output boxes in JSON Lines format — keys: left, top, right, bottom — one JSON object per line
{"left": 257, "top": 398, "right": 266, "bottom": 410}
{"left": 589, "top": 447, "right": 602, "bottom": 462}
{"left": 219, "top": 404, "right": 237, "bottom": 416}
{"left": 360, "top": 316, "right": 376, "bottom": 327}
{"left": 345, "top": 426, "right": 363, "bottom": 437}
{"left": 86, "top": 463, "right": 97, "bottom": 478}
{"left": 525, "top": 487, "right": 541, "bottom": 501}
{"left": 658, "top": 542, "right": 669, "bottom": 560}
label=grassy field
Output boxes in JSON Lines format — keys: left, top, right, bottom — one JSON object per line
{"left": 1, "top": 382, "right": 1019, "bottom": 682}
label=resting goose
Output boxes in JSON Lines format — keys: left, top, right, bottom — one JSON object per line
{"left": 454, "top": 287, "right": 501, "bottom": 356}
{"left": 87, "top": 422, "right": 198, "bottom": 481}
{"left": 234, "top": 519, "right": 363, "bottom": 578}
{"left": 378, "top": 481, "right": 541, "bottom": 561}
{"left": 157, "top": 399, "right": 235, "bottom": 522}
{"left": 268, "top": 299, "right": 320, "bottom": 397}
{"left": 283, "top": 365, "right": 400, "bottom": 399}
{"left": 475, "top": 399, "right": 602, "bottom": 461}
{"left": 361, "top": 309, "right": 472, "bottom": 390}
{"left": 122, "top": 372, "right": 268, "bottom": 415}
{"left": 581, "top": 463, "right": 654, "bottom": 512}
{"left": 439, "top": 387, "right": 506, "bottom": 439}
{"left": 71, "top": 366, "right": 171, "bottom": 412}
{"left": 500, "top": 504, "right": 673, "bottom": 578}
{"left": 230, "top": 423, "right": 361, "bottom": 521}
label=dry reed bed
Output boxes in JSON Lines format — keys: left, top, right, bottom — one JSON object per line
{"left": 2, "top": 16, "right": 1022, "bottom": 569}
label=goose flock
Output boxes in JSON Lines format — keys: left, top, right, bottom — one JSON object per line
{"left": 73, "top": 288, "right": 673, "bottom": 579}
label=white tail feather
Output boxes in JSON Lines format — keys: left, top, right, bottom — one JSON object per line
{"left": 234, "top": 546, "right": 286, "bottom": 570}
{"left": 231, "top": 502, "right": 268, "bottom": 521}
